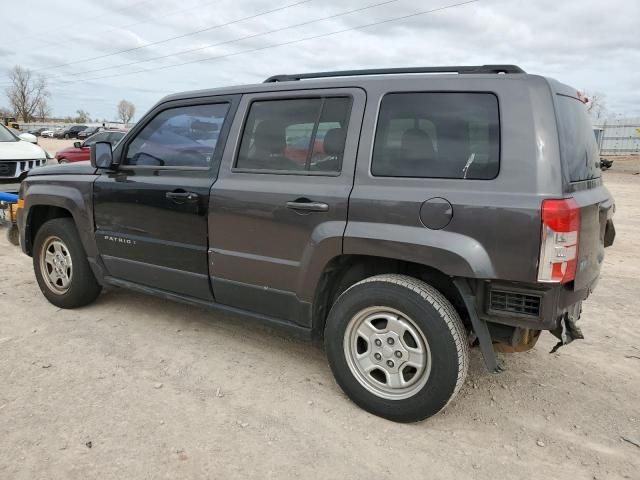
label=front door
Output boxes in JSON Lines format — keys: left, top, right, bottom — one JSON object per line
{"left": 209, "top": 88, "right": 365, "bottom": 326}
{"left": 93, "top": 97, "right": 237, "bottom": 300}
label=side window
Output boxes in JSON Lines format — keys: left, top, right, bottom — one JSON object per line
{"left": 125, "top": 103, "right": 229, "bottom": 167}
{"left": 372, "top": 93, "right": 500, "bottom": 179}
{"left": 107, "top": 132, "right": 125, "bottom": 146}
{"left": 236, "top": 96, "right": 352, "bottom": 173}
{"left": 85, "top": 132, "right": 111, "bottom": 146}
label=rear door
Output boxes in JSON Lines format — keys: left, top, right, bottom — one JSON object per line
{"left": 209, "top": 88, "right": 365, "bottom": 326}
{"left": 93, "top": 96, "right": 238, "bottom": 300}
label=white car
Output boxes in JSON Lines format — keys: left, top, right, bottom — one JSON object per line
{"left": 0, "top": 124, "right": 48, "bottom": 182}
{"left": 9, "top": 128, "right": 38, "bottom": 144}
{"left": 40, "top": 127, "right": 62, "bottom": 138}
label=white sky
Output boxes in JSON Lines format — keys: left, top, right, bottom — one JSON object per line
{"left": 1, "top": 0, "right": 638, "bottom": 121}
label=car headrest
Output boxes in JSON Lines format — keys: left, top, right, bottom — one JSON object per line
{"left": 400, "top": 128, "right": 435, "bottom": 162}
{"left": 253, "top": 120, "right": 285, "bottom": 154}
{"left": 323, "top": 128, "right": 346, "bottom": 156}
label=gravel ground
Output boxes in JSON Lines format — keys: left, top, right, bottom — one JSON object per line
{"left": 38, "top": 137, "right": 77, "bottom": 158}
{"left": 0, "top": 161, "right": 638, "bottom": 479}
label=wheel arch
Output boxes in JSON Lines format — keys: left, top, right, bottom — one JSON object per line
{"left": 22, "top": 181, "right": 98, "bottom": 259}
{"left": 25, "top": 204, "right": 73, "bottom": 255}
{"left": 311, "top": 254, "right": 471, "bottom": 339}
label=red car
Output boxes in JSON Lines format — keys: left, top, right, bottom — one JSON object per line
{"left": 55, "top": 130, "right": 127, "bottom": 163}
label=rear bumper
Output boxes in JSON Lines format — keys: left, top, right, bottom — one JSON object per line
{"left": 477, "top": 279, "right": 597, "bottom": 331}
{"left": 477, "top": 215, "right": 614, "bottom": 332}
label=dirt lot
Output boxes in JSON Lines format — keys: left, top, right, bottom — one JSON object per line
{"left": 38, "top": 137, "right": 77, "bottom": 158}
{"left": 1, "top": 159, "right": 639, "bottom": 479}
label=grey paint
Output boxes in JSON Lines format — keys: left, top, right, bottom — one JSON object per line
{"left": 90, "top": 95, "right": 240, "bottom": 300}
{"left": 345, "top": 75, "right": 560, "bottom": 283}
{"left": 208, "top": 87, "right": 366, "bottom": 326}
{"left": 17, "top": 70, "right": 614, "bottom": 339}
{"left": 18, "top": 175, "right": 100, "bottom": 259}
{"left": 419, "top": 198, "right": 453, "bottom": 230}
{"left": 27, "top": 161, "right": 97, "bottom": 176}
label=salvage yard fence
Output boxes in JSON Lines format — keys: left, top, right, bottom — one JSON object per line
{"left": 594, "top": 118, "right": 640, "bottom": 155}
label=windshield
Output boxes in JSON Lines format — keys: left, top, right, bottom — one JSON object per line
{"left": 0, "top": 124, "right": 19, "bottom": 142}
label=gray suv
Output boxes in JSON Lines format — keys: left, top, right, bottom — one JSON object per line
{"left": 16, "top": 65, "right": 615, "bottom": 422}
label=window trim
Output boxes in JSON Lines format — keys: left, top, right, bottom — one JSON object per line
{"left": 116, "top": 96, "right": 237, "bottom": 172}
{"left": 232, "top": 94, "right": 354, "bottom": 177}
{"left": 369, "top": 91, "right": 502, "bottom": 181}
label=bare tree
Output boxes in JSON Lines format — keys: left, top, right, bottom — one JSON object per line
{"left": 35, "top": 98, "right": 51, "bottom": 122}
{"left": 580, "top": 90, "right": 607, "bottom": 123}
{"left": 5, "top": 65, "right": 50, "bottom": 122}
{"left": 75, "top": 109, "right": 90, "bottom": 123}
{"left": 117, "top": 100, "right": 135, "bottom": 126}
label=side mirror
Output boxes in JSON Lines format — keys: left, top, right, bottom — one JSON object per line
{"left": 73, "top": 141, "right": 82, "bottom": 148}
{"left": 91, "top": 141, "right": 115, "bottom": 169}
{"left": 19, "top": 132, "right": 38, "bottom": 144}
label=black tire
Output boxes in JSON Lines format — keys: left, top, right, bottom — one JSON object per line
{"left": 64, "top": 134, "right": 70, "bottom": 139}
{"left": 7, "top": 224, "right": 19, "bottom": 246}
{"left": 57, "top": 158, "right": 68, "bottom": 164}
{"left": 324, "top": 274, "right": 469, "bottom": 423}
{"left": 33, "top": 217, "right": 102, "bottom": 309}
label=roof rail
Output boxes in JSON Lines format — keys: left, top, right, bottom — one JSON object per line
{"left": 264, "top": 65, "right": 525, "bottom": 83}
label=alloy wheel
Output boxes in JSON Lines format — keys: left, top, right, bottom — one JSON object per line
{"left": 39, "top": 236, "right": 73, "bottom": 294}
{"left": 343, "top": 306, "right": 431, "bottom": 400}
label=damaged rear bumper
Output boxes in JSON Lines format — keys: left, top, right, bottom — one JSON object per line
{"left": 475, "top": 279, "right": 598, "bottom": 354}
{"left": 550, "top": 302, "right": 584, "bottom": 353}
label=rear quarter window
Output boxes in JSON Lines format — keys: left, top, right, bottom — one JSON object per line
{"left": 372, "top": 92, "right": 500, "bottom": 179}
{"left": 555, "top": 95, "right": 601, "bottom": 182}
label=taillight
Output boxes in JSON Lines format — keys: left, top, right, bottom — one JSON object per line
{"left": 537, "top": 198, "right": 580, "bottom": 284}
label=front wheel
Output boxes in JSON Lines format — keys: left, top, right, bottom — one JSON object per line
{"left": 33, "top": 217, "right": 102, "bottom": 308}
{"left": 325, "top": 274, "right": 469, "bottom": 423}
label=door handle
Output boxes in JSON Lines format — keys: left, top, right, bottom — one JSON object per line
{"left": 166, "top": 191, "right": 199, "bottom": 203}
{"left": 286, "top": 200, "right": 329, "bottom": 212}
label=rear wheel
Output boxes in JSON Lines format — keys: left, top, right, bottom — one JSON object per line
{"left": 33, "top": 218, "right": 102, "bottom": 308}
{"left": 325, "top": 274, "right": 469, "bottom": 423}
{"left": 57, "top": 158, "right": 68, "bottom": 164}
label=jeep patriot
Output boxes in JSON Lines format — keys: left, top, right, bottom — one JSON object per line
{"left": 16, "top": 65, "right": 615, "bottom": 422}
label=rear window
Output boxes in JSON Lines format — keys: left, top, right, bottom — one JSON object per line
{"left": 555, "top": 95, "right": 601, "bottom": 182}
{"left": 372, "top": 93, "right": 500, "bottom": 179}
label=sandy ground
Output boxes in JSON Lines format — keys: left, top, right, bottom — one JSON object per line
{"left": 0, "top": 161, "right": 639, "bottom": 479}
{"left": 38, "top": 137, "right": 77, "bottom": 158}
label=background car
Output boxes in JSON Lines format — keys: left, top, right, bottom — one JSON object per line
{"left": 55, "top": 130, "right": 127, "bottom": 163}
{"left": 28, "top": 127, "right": 49, "bottom": 137}
{"left": 8, "top": 128, "right": 38, "bottom": 144}
{"left": 77, "top": 126, "right": 100, "bottom": 139}
{"left": 0, "top": 123, "right": 47, "bottom": 182}
{"left": 40, "top": 127, "right": 61, "bottom": 138}
{"left": 54, "top": 125, "right": 88, "bottom": 139}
